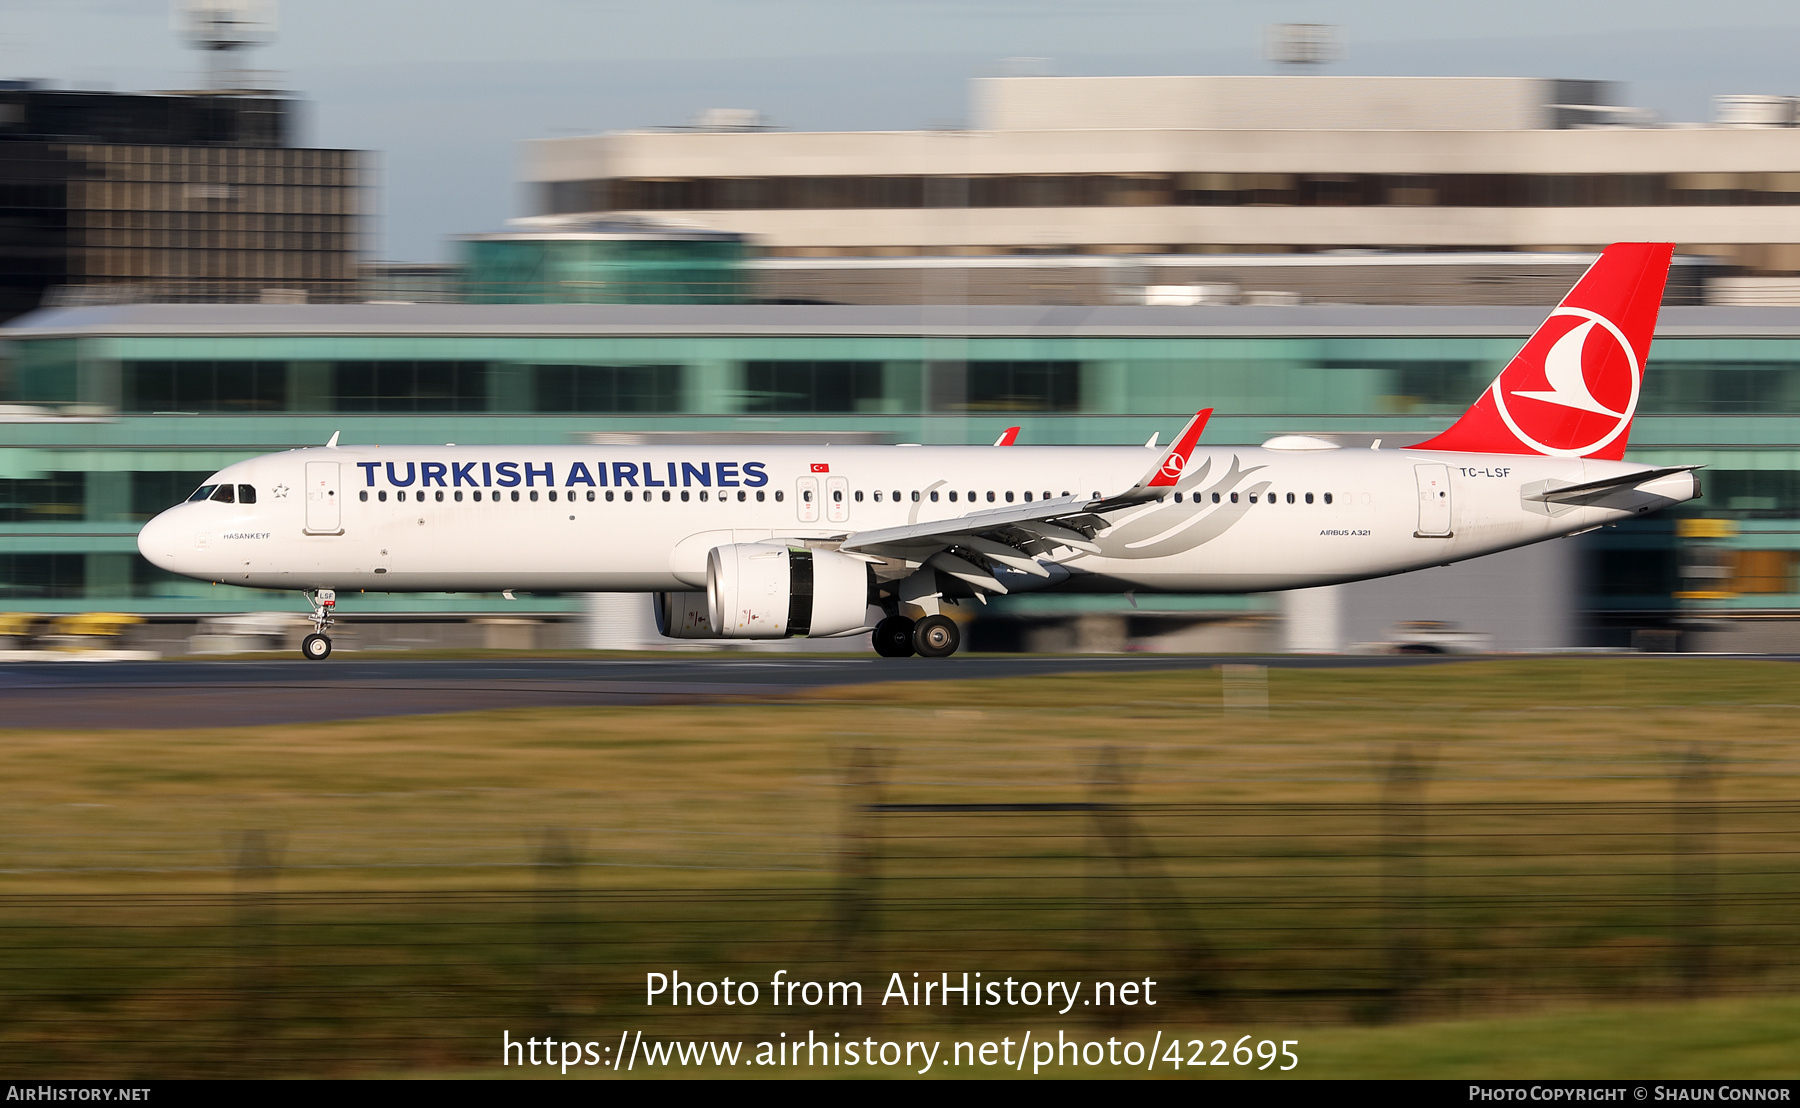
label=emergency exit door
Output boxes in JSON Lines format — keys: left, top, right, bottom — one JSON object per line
{"left": 796, "top": 476, "right": 820, "bottom": 522}
{"left": 825, "top": 476, "right": 850, "bottom": 523}
{"left": 305, "top": 461, "right": 342, "bottom": 534}
{"left": 1414, "top": 463, "right": 1452, "bottom": 537}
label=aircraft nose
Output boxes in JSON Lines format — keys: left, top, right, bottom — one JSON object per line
{"left": 136, "top": 509, "right": 185, "bottom": 572}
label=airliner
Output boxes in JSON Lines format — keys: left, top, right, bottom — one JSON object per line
{"left": 138, "top": 242, "right": 1699, "bottom": 660}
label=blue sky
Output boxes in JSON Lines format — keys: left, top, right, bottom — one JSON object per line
{"left": 7, "top": 1, "right": 1799, "bottom": 260}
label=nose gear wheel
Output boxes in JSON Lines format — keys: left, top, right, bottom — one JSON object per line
{"left": 300, "top": 588, "right": 337, "bottom": 660}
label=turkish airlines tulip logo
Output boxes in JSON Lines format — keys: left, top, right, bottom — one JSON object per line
{"left": 1159, "top": 454, "right": 1187, "bottom": 481}
{"left": 1491, "top": 307, "right": 1641, "bottom": 457}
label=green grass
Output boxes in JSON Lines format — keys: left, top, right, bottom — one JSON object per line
{"left": 0, "top": 658, "right": 1796, "bottom": 1076}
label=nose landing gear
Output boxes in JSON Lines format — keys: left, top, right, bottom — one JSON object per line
{"left": 300, "top": 588, "right": 336, "bottom": 661}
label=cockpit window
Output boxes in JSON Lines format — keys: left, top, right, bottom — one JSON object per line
{"left": 210, "top": 484, "right": 235, "bottom": 504}
{"left": 237, "top": 484, "right": 256, "bottom": 504}
{"left": 188, "top": 485, "right": 218, "bottom": 502}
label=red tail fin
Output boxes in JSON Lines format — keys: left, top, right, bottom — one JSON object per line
{"left": 1414, "top": 242, "right": 1673, "bottom": 460}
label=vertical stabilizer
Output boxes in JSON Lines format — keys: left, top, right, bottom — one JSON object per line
{"left": 1414, "top": 242, "right": 1673, "bottom": 459}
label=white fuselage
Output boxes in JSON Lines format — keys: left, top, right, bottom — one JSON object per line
{"left": 137, "top": 444, "right": 1696, "bottom": 597}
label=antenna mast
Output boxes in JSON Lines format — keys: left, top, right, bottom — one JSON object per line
{"left": 174, "top": 0, "right": 277, "bottom": 92}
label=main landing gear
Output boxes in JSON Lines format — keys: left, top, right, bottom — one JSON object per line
{"left": 872, "top": 615, "right": 915, "bottom": 657}
{"left": 871, "top": 613, "right": 962, "bottom": 659}
{"left": 300, "top": 588, "right": 336, "bottom": 661}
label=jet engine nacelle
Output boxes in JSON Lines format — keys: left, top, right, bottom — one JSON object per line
{"left": 707, "top": 543, "right": 871, "bottom": 638}
{"left": 653, "top": 590, "right": 717, "bottom": 639}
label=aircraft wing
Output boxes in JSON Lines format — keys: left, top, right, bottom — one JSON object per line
{"left": 838, "top": 495, "right": 1098, "bottom": 557}
{"left": 835, "top": 497, "right": 1108, "bottom": 595}
{"left": 832, "top": 409, "right": 1213, "bottom": 595}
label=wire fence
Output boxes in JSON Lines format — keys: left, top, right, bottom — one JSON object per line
{"left": 0, "top": 742, "right": 1792, "bottom": 1075}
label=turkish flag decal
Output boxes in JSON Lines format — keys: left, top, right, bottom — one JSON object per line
{"left": 810, "top": 463, "right": 829, "bottom": 473}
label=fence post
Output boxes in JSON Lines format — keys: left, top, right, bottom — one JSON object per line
{"left": 835, "top": 747, "right": 883, "bottom": 968}
{"left": 535, "top": 828, "right": 581, "bottom": 1040}
{"left": 1673, "top": 745, "right": 1719, "bottom": 998}
{"left": 1087, "top": 745, "right": 1222, "bottom": 1010}
{"left": 231, "top": 829, "right": 280, "bottom": 1074}
{"left": 1086, "top": 746, "right": 1130, "bottom": 992}
{"left": 1221, "top": 664, "right": 1269, "bottom": 716}
{"left": 1377, "top": 745, "right": 1428, "bottom": 1022}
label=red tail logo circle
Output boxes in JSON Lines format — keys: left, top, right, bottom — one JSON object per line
{"left": 1490, "top": 307, "right": 1640, "bottom": 457}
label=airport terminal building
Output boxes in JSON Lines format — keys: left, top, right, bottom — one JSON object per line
{"left": 527, "top": 75, "right": 1800, "bottom": 301}
{"left": 3, "top": 299, "right": 1799, "bottom": 651}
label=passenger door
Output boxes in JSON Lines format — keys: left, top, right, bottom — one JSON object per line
{"left": 305, "top": 461, "right": 343, "bottom": 534}
{"left": 1414, "top": 463, "right": 1452, "bottom": 537}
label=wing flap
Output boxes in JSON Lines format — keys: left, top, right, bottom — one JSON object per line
{"left": 837, "top": 495, "right": 1093, "bottom": 557}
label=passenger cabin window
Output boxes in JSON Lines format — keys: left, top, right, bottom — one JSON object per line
{"left": 1324, "top": 493, "right": 1334, "bottom": 504}
{"left": 188, "top": 484, "right": 217, "bottom": 502}
{"left": 210, "top": 484, "right": 235, "bottom": 504}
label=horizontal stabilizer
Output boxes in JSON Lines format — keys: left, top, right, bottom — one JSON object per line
{"left": 1524, "top": 464, "right": 1703, "bottom": 504}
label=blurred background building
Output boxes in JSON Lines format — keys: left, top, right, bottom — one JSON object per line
{"left": 0, "top": 84, "right": 365, "bottom": 323}
{"left": 4, "top": 54, "right": 1800, "bottom": 654}
{"left": 525, "top": 75, "right": 1800, "bottom": 305}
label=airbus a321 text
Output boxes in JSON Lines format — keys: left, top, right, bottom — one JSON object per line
{"left": 139, "top": 242, "right": 1700, "bottom": 660}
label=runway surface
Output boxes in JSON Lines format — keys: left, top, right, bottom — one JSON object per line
{"left": 0, "top": 653, "right": 1465, "bottom": 730}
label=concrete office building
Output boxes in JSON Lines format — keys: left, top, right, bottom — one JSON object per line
{"left": 525, "top": 75, "right": 1800, "bottom": 306}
